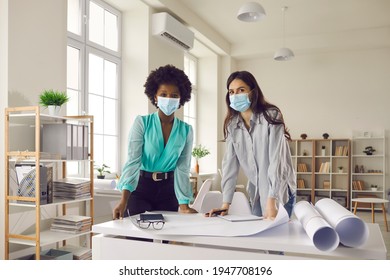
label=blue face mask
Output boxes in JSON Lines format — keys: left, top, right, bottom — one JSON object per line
{"left": 157, "top": 96, "right": 180, "bottom": 116}
{"left": 229, "top": 93, "right": 251, "bottom": 112}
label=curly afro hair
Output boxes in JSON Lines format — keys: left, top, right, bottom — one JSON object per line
{"left": 144, "top": 64, "right": 192, "bottom": 107}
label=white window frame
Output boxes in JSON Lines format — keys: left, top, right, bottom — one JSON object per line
{"left": 184, "top": 53, "right": 198, "bottom": 169}
{"left": 67, "top": 38, "right": 85, "bottom": 115}
{"left": 85, "top": 0, "right": 122, "bottom": 58}
{"left": 67, "top": 0, "right": 121, "bottom": 175}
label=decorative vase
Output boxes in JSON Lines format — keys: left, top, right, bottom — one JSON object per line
{"left": 194, "top": 161, "right": 199, "bottom": 174}
{"left": 48, "top": 105, "right": 61, "bottom": 116}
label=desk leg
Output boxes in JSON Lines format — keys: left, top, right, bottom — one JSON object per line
{"left": 381, "top": 203, "right": 388, "bottom": 232}
{"left": 353, "top": 202, "right": 358, "bottom": 215}
{"left": 371, "top": 203, "right": 375, "bottom": 223}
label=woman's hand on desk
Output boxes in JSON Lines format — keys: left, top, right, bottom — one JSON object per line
{"left": 112, "top": 190, "right": 130, "bottom": 219}
{"left": 264, "top": 197, "right": 277, "bottom": 220}
{"left": 205, "top": 203, "right": 230, "bottom": 217}
{"left": 179, "top": 204, "right": 197, "bottom": 214}
{"left": 112, "top": 200, "right": 126, "bottom": 219}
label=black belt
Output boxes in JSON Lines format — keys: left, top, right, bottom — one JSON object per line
{"left": 139, "top": 170, "right": 174, "bottom": 181}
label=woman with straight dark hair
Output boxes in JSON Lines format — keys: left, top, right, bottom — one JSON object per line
{"left": 209, "top": 70, "right": 296, "bottom": 219}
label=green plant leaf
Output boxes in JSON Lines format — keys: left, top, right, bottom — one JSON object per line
{"left": 94, "top": 163, "right": 111, "bottom": 176}
{"left": 39, "top": 89, "right": 69, "bottom": 107}
{"left": 192, "top": 144, "right": 210, "bottom": 159}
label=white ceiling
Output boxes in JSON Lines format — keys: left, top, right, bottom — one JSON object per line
{"left": 180, "top": 0, "right": 390, "bottom": 43}
{"left": 109, "top": 0, "right": 390, "bottom": 59}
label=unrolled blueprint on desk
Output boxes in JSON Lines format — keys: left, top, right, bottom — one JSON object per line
{"left": 130, "top": 203, "right": 289, "bottom": 237}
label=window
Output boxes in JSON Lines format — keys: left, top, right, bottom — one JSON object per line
{"left": 67, "top": 0, "right": 121, "bottom": 175}
{"left": 183, "top": 54, "right": 197, "bottom": 147}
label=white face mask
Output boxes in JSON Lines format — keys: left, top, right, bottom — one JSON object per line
{"left": 229, "top": 93, "right": 251, "bottom": 112}
{"left": 157, "top": 96, "right": 180, "bottom": 116}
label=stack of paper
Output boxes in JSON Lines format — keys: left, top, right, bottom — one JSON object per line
{"left": 50, "top": 215, "right": 91, "bottom": 234}
{"left": 53, "top": 178, "right": 91, "bottom": 200}
{"left": 60, "top": 245, "right": 92, "bottom": 260}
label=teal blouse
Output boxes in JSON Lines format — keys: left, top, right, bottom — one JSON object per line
{"left": 117, "top": 112, "right": 194, "bottom": 204}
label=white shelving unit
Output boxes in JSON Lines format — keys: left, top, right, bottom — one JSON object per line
{"left": 350, "top": 130, "right": 386, "bottom": 210}
{"left": 4, "top": 106, "right": 94, "bottom": 260}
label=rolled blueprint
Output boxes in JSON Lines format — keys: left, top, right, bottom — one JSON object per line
{"left": 94, "top": 179, "right": 117, "bottom": 189}
{"left": 294, "top": 200, "right": 339, "bottom": 251}
{"left": 315, "top": 198, "right": 369, "bottom": 248}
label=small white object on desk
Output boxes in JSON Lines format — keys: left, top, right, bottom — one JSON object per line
{"left": 218, "top": 214, "right": 263, "bottom": 222}
{"left": 94, "top": 178, "right": 117, "bottom": 189}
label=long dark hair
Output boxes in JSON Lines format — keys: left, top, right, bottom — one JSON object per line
{"left": 223, "top": 71, "right": 291, "bottom": 140}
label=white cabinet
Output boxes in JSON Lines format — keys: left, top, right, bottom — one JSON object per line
{"left": 351, "top": 131, "right": 386, "bottom": 210}
{"left": 4, "top": 106, "right": 94, "bottom": 259}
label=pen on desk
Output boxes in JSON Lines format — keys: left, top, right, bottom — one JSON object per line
{"left": 212, "top": 209, "right": 227, "bottom": 215}
{"left": 205, "top": 209, "right": 227, "bottom": 217}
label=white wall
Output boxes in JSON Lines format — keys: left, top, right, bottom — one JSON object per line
{"left": 119, "top": 5, "right": 187, "bottom": 168}
{"left": 237, "top": 48, "right": 390, "bottom": 188}
{"left": 197, "top": 55, "right": 219, "bottom": 174}
{"left": 3, "top": 0, "right": 67, "bottom": 259}
{"left": 8, "top": 0, "right": 67, "bottom": 108}
{"left": 120, "top": 2, "right": 150, "bottom": 167}
{"left": 0, "top": 0, "right": 8, "bottom": 262}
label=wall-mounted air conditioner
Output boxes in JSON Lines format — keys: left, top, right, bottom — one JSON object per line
{"left": 152, "top": 12, "right": 194, "bottom": 51}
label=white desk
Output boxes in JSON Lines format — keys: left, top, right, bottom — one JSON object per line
{"left": 92, "top": 214, "right": 387, "bottom": 260}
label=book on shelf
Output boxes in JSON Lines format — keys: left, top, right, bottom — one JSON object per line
{"left": 297, "top": 179, "right": 306, "bottom": 189}
{"left": 50, "top": 215, "right": 91, "bottom": 234}
{"left": 334, "top": 146, "right": 348, "bottom": 156}
{"left": 297, "top": 163, "right": 308, "bottom": 172}
{"left": 318, "top": 162, "right": 330, "bottom": 173}
{"left": 352, "top": 180, "right": 364, "bottom": 190}
{"left": 53, "top": 177, "right": 91, "bottom": 200}
{"left": 323, "top": 180, "right": 330, "bottom": 189}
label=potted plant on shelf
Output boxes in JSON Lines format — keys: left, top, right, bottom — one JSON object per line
{"left": 363, "top": 146, "right": 376, "bottom": 155}
{"left": 371, "top": 184, "right": 378, "bottom": 191}
{"left": 322, "top": 133, "right": 329, "bottom": 139}
{"left": 95, "top": 164, "right": 111, "bottom": 179}
{"left": 39, "top": 89, "right": 69, "bottom": 116}
{"left": 191, "top": 144, "right": 210, "bottom": 174}
{"left": 338, "top": 166, "right": 343, "bottom": 173}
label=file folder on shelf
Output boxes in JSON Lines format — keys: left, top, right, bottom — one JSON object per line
{"left": 42, "top": 123, "right": 73, "bottom": 160}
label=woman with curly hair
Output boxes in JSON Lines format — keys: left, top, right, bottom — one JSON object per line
{"left": 208, "top": 70, "right": 296, "bottom": 219}
{"left": 113, "top": 64, "right": 196, "bottom": 219}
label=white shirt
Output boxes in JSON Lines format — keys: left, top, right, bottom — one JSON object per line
{"left": 221, "top": 110, "right": 296, "bottom": 216}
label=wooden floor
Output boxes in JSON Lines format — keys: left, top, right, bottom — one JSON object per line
{"left": 354, "top": 209, "right": 390, "bottom": 259}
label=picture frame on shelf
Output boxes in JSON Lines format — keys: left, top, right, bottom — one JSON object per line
{"left": 363, "top": 131, "right": 371, "bottom": 138}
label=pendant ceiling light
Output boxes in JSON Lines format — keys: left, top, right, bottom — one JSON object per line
{"left": 237, "top": 2, "right": 266, "bottom": 22}
{"left": 274, "top": 6, "right": 294, "bottom": 61}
